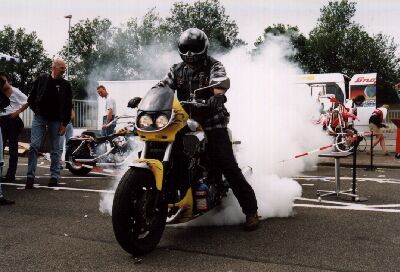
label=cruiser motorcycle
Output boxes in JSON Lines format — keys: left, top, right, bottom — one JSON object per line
{"left": 65, "top": 112, "right": 139, "bottom": 175}
{"left": 112, "top": 79, "right": 248, "bottom": 255}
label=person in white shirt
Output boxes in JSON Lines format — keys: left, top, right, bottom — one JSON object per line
{"left": 96, "top": 85, "right": 116, "bottom": 136}
{"left": 0, "top": 72, "right": 28, "bottom": 182}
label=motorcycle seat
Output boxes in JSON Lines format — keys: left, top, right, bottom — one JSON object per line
{"left": 81, "top": 130, "right": 109, "bottom": 142}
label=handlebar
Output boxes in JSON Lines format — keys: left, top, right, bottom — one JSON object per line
{"left": 105, "top": 115, "right": 136, "bottom": 127}
{"left": 181, "top": 100, "right": 208, "bottom": 108}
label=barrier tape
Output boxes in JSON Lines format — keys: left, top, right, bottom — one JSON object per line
{"left": 74, "top": 162, "right": 125, "bottom": 175}
{"left": 280, "top": 131, "right": 372, "bottom": 163}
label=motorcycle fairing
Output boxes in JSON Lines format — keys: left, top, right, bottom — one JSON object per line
{"left": 130, "top": 159, "right": 164, "bottom": 191}
{"left": 136, "top": 97, "right": 189, "bottom": 142}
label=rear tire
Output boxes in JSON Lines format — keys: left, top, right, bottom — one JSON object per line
{"left": 357, "top": 137, "right": 367, "bottom": 152}
{"left": 112, "top": 168, "right": 167, "bottom": 256}
{"left": 65, "top": 142, "right": 92, "bottom": 175}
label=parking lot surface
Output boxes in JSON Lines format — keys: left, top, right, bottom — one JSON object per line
{"left": 1, "top": 156, "right": 400, "bottom": 272}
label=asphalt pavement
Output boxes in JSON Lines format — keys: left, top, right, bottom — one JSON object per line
{"left": 1, "top": 155, "right": 400, "bottom": 272}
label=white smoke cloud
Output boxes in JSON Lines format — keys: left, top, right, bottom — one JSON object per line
{"left": 98, "top": 35, "right": 331, "bottom": 227}
{"left": 177, "top": 35, "right": 331, "bottom": 227}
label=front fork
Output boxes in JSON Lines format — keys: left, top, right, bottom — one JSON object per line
{"left": 130, "top": 142, "right": 174, "bottom": 210}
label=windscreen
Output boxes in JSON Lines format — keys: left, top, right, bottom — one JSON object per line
{"left": 138, "top": 86, "right": 174, "bottom": 112}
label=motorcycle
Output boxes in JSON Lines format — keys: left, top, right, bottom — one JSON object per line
{"left": 112, "top": 80, "right": 249, "bottom": 255}
{"left": 65, "top": 112, "right": 139, "bottom": 175}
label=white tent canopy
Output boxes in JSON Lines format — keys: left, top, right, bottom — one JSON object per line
{"left": 0, "top": 52, "right": 24, "bottom": 64}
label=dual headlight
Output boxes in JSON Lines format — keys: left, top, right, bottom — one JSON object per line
{"left": 138, "top": 114, "right": 169, "bottom": 129}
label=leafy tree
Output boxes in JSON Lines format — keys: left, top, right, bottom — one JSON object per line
{"left": 299, "top": 0, "right": 400, "bottom": 104}
{"left": 111, "top": 8, "right": 172, "bottom": 80}
{"left": 253, "top": 24, "right": 307, "bottom": 67}
{"left": 60, "top": 0, "right": 245, "bottom": 98}
{"left": 0, "top": 25, "right": 51, "bottom": 93}
{"left": 164, "top": 0, "right": 245, "bottom": 52}
{"left": 60, "top": 18, "right": 114, "bottom": 98}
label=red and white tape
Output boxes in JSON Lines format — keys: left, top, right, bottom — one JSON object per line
{"left": 74, "top": 162, "right": 125, "bottom": 175}
{"left": 280, "top": 131, "right": 372, "bottom": 163}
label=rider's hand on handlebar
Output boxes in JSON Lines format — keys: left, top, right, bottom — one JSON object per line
{"left": 207, "top": 93, "right": 227, "bottom": 115}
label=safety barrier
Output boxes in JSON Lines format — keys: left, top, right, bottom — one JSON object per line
{"left": 280, "top": 131, "right": 371, "bottom": 163}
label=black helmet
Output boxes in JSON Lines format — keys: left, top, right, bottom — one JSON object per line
{"left": 178, "top": 28, "right": 209, "bottom": 64}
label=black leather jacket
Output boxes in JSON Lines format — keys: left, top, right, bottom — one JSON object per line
{"left": 28, "top": 74, "right": 72, "bottom": 126}
{"left": 158, "top": 56, "right": 230, "bottom": 130}
{"left": 159, "top": 56, "right": 229, "bottom": 101}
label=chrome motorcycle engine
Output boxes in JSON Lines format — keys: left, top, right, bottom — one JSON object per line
{"left": 112, "top": 136, "right": 128, "bottom": 149}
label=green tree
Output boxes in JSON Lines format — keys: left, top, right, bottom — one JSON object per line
{"left": 112, "top": 8, "right": 172, "bottom": 80}
{"left": 253, "top": 23, "right": 307, "bottom": 67}
{"left": 60, "top": 1, "right": 245, "bottom": 97}
{"left": 300, "top": 0, "right": 400, "bottom": 104}
{"left": 164, "top": 0, "right": 245, "bottom": 53}
{"left": 60, "top": 18, "right": 114, "bottom": 98}
{"left": 0, "top": 25, "right": 51, "bottom": 93}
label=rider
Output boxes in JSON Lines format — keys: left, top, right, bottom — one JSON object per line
{"left": 157, "top": 28, "right": 259, "bottom": 231}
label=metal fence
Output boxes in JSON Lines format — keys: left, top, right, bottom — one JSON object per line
{"left": 386, "top": 110, "right": 400, "bottom": 135}
{"left": 72, "top": 99, "right": 98, "bottom": 128}
{"left": 21, "top": 99, "right": 98, "bottom": 129}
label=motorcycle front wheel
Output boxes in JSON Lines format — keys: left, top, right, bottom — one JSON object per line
{"left": 65, "top": 142, "right": 92, "bottom": 175}
{"left": 112, "top": 168, "right": 168, "bottom": 256}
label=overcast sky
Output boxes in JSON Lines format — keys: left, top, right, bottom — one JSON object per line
{"left": 1, "top": 0, "right": 400, "bottom": 56}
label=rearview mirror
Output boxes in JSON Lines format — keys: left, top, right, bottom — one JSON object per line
{"left": 210, "top": 77, "right": 230, "bottom": 90}
{"left": 127, "top": 97, "right": 141, "bottom": 108}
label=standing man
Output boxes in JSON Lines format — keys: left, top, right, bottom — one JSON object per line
{"left": 0, "top": 74, "right": 14, "bottom": 205}
{"left": 97, "top": 85, "right": 116, "bottom": 136}
{"left": 157, "top": 28, "right": 259, "bottom": 231}
{"left": 0, "top": 72, "right": 29, "bottom": 182}
{"left": 26, "top": 58, "right": 72, "bottom": 188}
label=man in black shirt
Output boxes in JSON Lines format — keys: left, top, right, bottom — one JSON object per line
{"left": 26, "top": 58, "right": 72, "bottom": 188}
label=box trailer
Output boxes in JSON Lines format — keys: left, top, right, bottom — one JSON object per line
{"left": 348, "top": 73, "right": 377, "bottom": 127}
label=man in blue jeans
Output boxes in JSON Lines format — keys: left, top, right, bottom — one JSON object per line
{"left": 25, "top": 58, "right": 72, "bottom": 188}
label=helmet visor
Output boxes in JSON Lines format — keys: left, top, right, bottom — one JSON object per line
{"left": 178, "top": 42, "right": 205, "bottom": 54}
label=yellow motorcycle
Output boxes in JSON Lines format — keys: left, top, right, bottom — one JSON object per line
{"left": 112, "top": 81, "right": 243, "bottom": 255}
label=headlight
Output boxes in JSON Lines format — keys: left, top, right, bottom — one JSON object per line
{"left": 155, "top": 114, "right": 169, "bottom": 128}
{"left": 138, "top": 114, "right": 153, "bottom": 128}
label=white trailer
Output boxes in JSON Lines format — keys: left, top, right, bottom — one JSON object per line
{"left": 297, "top": 73, "right": 350, "bottom": 111}
{"left": 349, "top": 73, "right": 377, "bottom": 128}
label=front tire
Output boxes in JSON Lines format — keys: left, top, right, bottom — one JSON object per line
{"left": 112, "top": 168, "right": 167, "bottom": 255}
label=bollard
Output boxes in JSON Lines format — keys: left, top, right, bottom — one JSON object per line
{"left": 392, "top": 119, "right": 400, "bottom": 159}
{"left": 352, "top": 137, "right": 358, "bottom": 199}
{"left": 365, "top": 132, "right": 375, "bottom": 171}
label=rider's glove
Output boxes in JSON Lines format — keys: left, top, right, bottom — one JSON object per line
{"left": 207, "top": 94, "right": 227, "bottom": 115}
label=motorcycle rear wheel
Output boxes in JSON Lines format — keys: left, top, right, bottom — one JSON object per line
{"left": 65, "top": 142, "right": 92, "bottom": 175}
{"left": 112, "top": 168, "right": 167, "bottom": 256}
